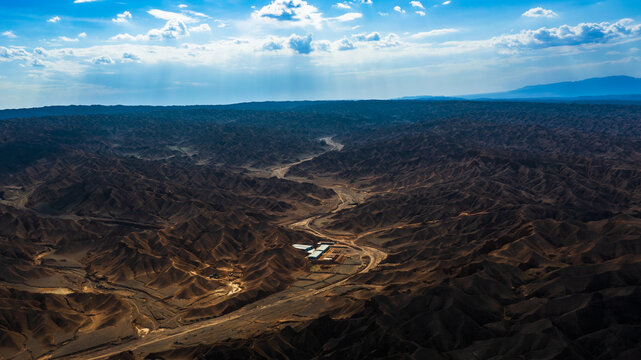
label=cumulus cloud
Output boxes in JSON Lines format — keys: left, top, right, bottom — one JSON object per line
{"left": 411, "top": 28, "right": 458, "bottom": 39}
{"left": 153, "top": 20, "right": 191, "bottom": 39}
{"left": 112, "top": 11, "right": 132, "bottom": 23}
{"left": 353, "top": 32, "right": 381, "bottom": 41}
{"left": 33, "top": 48, "right": 48, "bottom": 57}
{"left": 335, "top": 2, "right": 351, "bottom": 9}
{"left": 350, "top": 32, "right": 399, "bottom": 47}
{"left": 112, "top": 19, "right": 191, "bottom": 41}
{"left": 91, "top": 56, "right": 113, "bottom": 65}
{"left": 314, "top": 40, "right": 331, "bottom": 52}
{"left": 214, "top": 20, "right": 227, "bottom": 28}
{"left": 178, "top": 4, "right": 188, "bottom": 9}
{"left": 378, "top": 33, "right": 400, "bottom": 47}
{"left": 2, "top": 31, "right": 17, "bottom": 39}
{"left": 442, "top": 1, "right": 451, "bottom": 5}
{"left": 394, "top": 6, "right": 405, "bottom": 14}
{"left": 47, "top": 16, "right": 61, "bottom": 23}
{"left": 252, "top": 0, "right": 324, "bottom": 28}
{"left": 31, "top": 59, "right": 46, "bottom": 67}
{"left": 336, "top": 37, "right": 355, "bottom": 51}
{"left": 522, "top": 7, "right": 558, "bottom": 18}
{"left": 122, "top": 52, "right": 141, "bottom": 62}
{"left": 0, "top": 47, "right": 29, "bottom": 61}
{"left": 490, "top": 18, "right": 641, "bottom": 48}
{"left": 416, "top": 11, "right": 426, "bottom": 16}
{"left": 289, "top": 33, "right": 313, "bottom": 54}
{"left": 111, "top": 8, "right": 214, "bottom": 41}
{"left": 78, "top": 32, "right": 87, "bottom": 38}
{"left": 263, "top": 37, "right": 285, "bottom": 51}
{"left": 410, "top": 1, "right": 424, "bottom": 9}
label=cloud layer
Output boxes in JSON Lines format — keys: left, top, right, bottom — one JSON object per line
{"left": 491, "top": 19, "right": 641, "bottom": 49}
{"left": 2, "top": 1, "right": 641, "bottom": 108}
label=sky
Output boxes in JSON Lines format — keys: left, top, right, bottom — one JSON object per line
{"left": 1, "top": 0, "right": 641, "bottom": 108}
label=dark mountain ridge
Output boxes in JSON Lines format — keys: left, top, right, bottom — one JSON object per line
{"left": 2, "top": 100, "right": 641, "bottom": 359}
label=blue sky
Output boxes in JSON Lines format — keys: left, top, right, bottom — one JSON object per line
{"left": 1, "top": 0, "right": 641, "bottom": 108}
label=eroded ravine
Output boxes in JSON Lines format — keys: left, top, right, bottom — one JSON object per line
{"left": 50, "top": 137, "right": 387, "bottom": 360}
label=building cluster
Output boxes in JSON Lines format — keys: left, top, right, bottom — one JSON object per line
{"left": 293, "top": 242, "right": 335, "bottom": 261}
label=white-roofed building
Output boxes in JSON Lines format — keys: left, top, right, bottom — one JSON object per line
{"left": 317, "top": 244, "right": 330, "bottom": 252}
{"left": 293, "top": 244, "right": 314, "bottom": 252}
{"left": 308, "top": 250, "right": 323, "bottom": 260}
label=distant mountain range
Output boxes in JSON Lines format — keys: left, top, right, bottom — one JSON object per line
{"left": 403, "top": 76, "right": 641, "bottom": 102}
{"left": 2, "top": 76, "right": 641, "bottom": 119}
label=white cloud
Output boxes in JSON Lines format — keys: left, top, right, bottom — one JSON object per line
{"left": 416, "top": 11, "right": 426, "bottom": 16}
{"left": 112, "top": 18, "right": 192, "bottom": 41}
{"left": 183, "top": 10, "right": 211, "bottom": 19}
{"left": 379, "top": 33, "right": 400, "bottom": 47}
{"left": 289, "top": 33, "right": 314, "bottom": 54}
{"left": 263, "top": 37, "right": 285, "bottom": 51}
{"left": 189, "top": 24, "right": 212, "bottom": 33}
{"left": 214, "top": 20, "right": 227, "bottom": 28}
{"left": 378, "top": 12, "right": 388, "bottom": 16}
{"left": 353, "top": 32, "right": 381, "bottom": 41}
{"left": 91, "top": 56, "right": 113, "bottom": 65}
{"left": 314, "top": 40, "right": 331, "bottom": 52}
{"left": 112, "top": 8, "right": 210, "bottom": 41}
{"left": 178, "top": 4, "right": 188, "bottom": 9}
{"left": 410, "top": 1, "right": 424, "bottom": 9}
{"left": 336, "top": 37, "right": 355, "bottom": 51}
{"left": 252, "top": 0, "right": 324, "bottom": 29}
{"left": 148, "top": 9, "right": 197, "bottom": 24}
{"left": 47, "top": 16, "right": 61, "bottom": 23}
{"left": 522, "top": 7, "right": 558, "bottom": 18}
{"left": 112, "top": 11, "right": 132, "bottom": 23}
{"left": 335, "top": 2, "right": 351, "bottom": 9}
{"left": 411, "top": 28, "right": 458, "bottom": 39}
{"left": 334, "top": 12, "right": 362, "bottom": 22}
{"left": 74, "top": 0, "right": 100, "bottom": 3}
{"left": 58, "top": 36, "right": 79, "bottom": 42}
{"left": 2, "top": 31, "right": 17, "bottom": 39}
{"left": 442, "top": 1, "right": 451, "bottom": 5}
{"left": 489, "top": 18, "right": 641, "bottom": 48}
{"left": 52, "top": 33, "right": 87, "bottom": 42}
{"left": 394, "top": 6, "right": 405, "bottom": 14}
{"left": 122, "top": 52, "right": 141, "bottom": 62}
{"left": 33, "top": 48, "right": 48, "bottom": 57}
{"left": 148, "top": 19, "right": 190, "bottom": 40}
{"left": 31, "top": 59, "right": 46, "bottom": 67}
{"left": 0, "top": 47, "right": 29, "bottom": 61}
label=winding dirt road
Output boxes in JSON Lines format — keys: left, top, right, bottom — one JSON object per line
{"left": 270, "top": 136, "right": 343, "bottom": 179}
{"left": 48, "top": 137, "right": 386, "bottom": 360}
